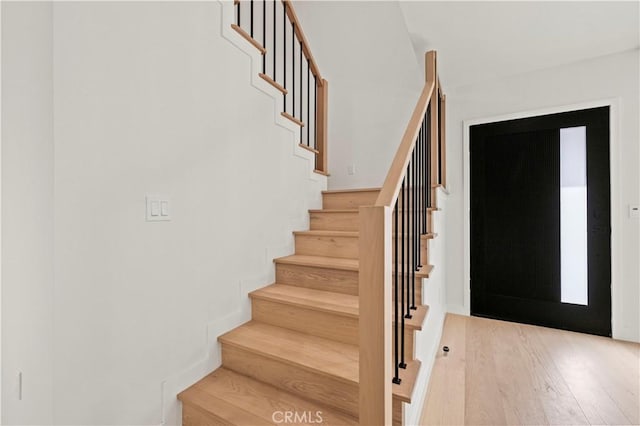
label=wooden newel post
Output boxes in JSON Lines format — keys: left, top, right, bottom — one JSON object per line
{"left": 359, "top": 205, "right": 393, "bottom": 426}
{"left": 426, "top": 51, "right": 439, "bottom": 196}
{"left": 316, "top": 79, "right": 329, "bottom": 173}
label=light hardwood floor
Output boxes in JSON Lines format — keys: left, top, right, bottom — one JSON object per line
{"left": 421, "top": 314, "right": 640, "bottom": 425}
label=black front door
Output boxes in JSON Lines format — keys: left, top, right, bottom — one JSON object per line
{"left": 470, "top": 106, "right": 611, "bottom": 336}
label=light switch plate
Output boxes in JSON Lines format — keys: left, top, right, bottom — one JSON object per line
{"left": 630, "top": 205, "right": 639, "bottom": 219}
{"left": 146, "top": 195, "right": 171, "bottom": 221}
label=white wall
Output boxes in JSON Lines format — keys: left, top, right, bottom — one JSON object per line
{"left": 2, "top": 1, "right": 325, "bottom": 424}
{"left": 293, "top": 1, "right": 423, "bottom": 189}
{"left": 1, "top": 2, "right": 54, "bottom": 424}
{"left": 446, "top": 49, "right": 640, "bottom": 342}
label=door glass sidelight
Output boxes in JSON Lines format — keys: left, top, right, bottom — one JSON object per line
{"left": 560, "top": 126, "right": 588, "bottom": 305}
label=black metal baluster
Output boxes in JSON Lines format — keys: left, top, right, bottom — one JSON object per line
{"left": 393, "top": 203, "right": 401, "bottom": 384}
{"left": 405, "top": 162, "right": 412, "bottom": 321}
{"left": 400, "top": 177, "right": 407, "bottom": 369}
{"left": 299, "top": 40, "right": 303, "bottom": 144}
{"left": 292, "top": 22, "right": 295, "bottom": 118}
{"left": 250, "top": 0, "right": 254, "bottom": 38}
{"left": 427, "top": 105, "right": 432, "bottom": 210}
{"left": 418, "top": 125, "right": 423, "bottom": 266}
{"left": 412, "top": 147, "right": 417, "bottom": 310}
{"left": 418, "top": 124, "right": 422, "bottom": 239}
{"left": 262, "top": 0, "right": 266, "bottom": 73}
{"left": 420, "top": 120, "right": 427, "bottom": 235}
{"left": 307, "top": 59, "right": 310, "bottom": 147}
{"left": 422, "top": 116, "right": 427, "bottom": 233}
{"left": 283, "top": 1, "right": 286, "bottom": 113}
{"left": 236, "top": 0, "right": 240, "bottom": 26}
{"left": 438, "top": 93, "right": 443, "bottom": 185}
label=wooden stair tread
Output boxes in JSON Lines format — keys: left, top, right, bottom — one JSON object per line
{"left": 402, "top": 305, "right": 429, "bottom": 331}
{"left": 282, "top": 112, "right": 305, "bottom": 127}
{"left": 394, "top": 359, "right": 422, "bottom": 403}
{"left": 251, "top": 284, "right": 359, "bottom": 317}
{"left": 309, "top": 209, "right": 358, "bottom": 213}
{"left": 219, "top": 321, "right": 359, "bottom": 384}
{"left": 396, "top": 264, "right": 434, "bottom": 278}
{"left": 179, "top": 368, "right": 358, "bottom": 425}
{"left": 275, "top": 255, "right": 433, "bottom": 277}
{"left": 179, "top": 385, "right": 272, "bottom": 425}
{"left": 322, "top": 188, "right": 380, "bottom": 194}
{"left": 230, "top": 24, "right": 267, "bottom": 55}
{"left": 299, "top": 143, "right": 319, "bottom": 154}
{"left": 275, "top": 254, "right": 359, "bottom": 271}
{"left": 251, "top": 284, "right": 429, "bottom": 330}
{"left": 392, "top": 232, "right": 437, "bottom": 239}
{"left": 219, "top": 322, "right": 421, "bottom": 402}
{"left": 293, "top": 230, "right": 359, "bottom": 237}
{"left": 309, "top": 207, "right": 439, "bottom": 213}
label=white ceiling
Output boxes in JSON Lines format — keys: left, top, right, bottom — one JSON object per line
{"left": 399, "top": 1, "right": 640, "bottom": 88}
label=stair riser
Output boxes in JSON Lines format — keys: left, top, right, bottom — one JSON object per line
{"left": 252, "top": 298, "right": 358, "bottom": 345}
{"left": 322, "top": 191, "right": 379, "bottom": 209}
{"left": 392, "top": 243, "right": 428, "bottom": 267}
{"left": 310, "top": 212, "right": 359, "bottom": 232}
{"left": 392, "top": 329, "right": 416, "bottom": 363}
{"left": 295, "top": 234, "right": 358, "bottom": 259}
{"left": 393, "top": 399, "right": 403, "bottom": 426}
{"left": 252, "top": 297, "right": 418, "bottom": 356}
{"left": 221, "top": 344, "right": 359, "bottom": 417}
{"left": 183, "top": 403, "right": 228, "bottom": 426}
{"left": 275, "top": 264, "right": 358, "bottom": 295}
{"left": 309, "top": 211, "right": 434, "bottom": 234}
{"left": 392, "top": 278, "right": 423, "bottom": 305}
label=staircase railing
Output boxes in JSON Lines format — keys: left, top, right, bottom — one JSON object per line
{"left": 359, "top": 51, "right": 445, "bottom": 425}
{"left": 233, "top": 0, "right": 328, "bottom": 174}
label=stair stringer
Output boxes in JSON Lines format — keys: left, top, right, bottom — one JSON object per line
{"left": 217, "top": 0, "right": 325, "bottom": 183}
{"left": 402, "top": 187, "right": 449, "bottom": 425}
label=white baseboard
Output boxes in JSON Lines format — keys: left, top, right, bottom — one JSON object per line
{"left": 446, "top": 304, "right": 469, "bottom": 316}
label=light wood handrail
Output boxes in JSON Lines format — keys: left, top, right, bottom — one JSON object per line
{"left": 376, "top": 51, "right": 439, "bottom": 208}
{"left": 375, "top": 80, "right": 435, "bottom": 207}
{"left": 359, "top": 51, "right": 441, "bottom": 426}
{"left": 281, "top": 0, "right": 323, "bottom": 84}
{"left": 233, "top": 0, "right": 328, "bottom": 174}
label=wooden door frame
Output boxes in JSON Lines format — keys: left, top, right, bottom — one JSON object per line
{"left": 461, "top": 98, "right": 621, "bottom": 337}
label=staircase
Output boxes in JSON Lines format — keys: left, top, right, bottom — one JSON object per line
{"left": 178, "top": 2, "right": 447, "bottom": 423}
{"left": 178, "top": 187, "right": 439, "bottom": 425}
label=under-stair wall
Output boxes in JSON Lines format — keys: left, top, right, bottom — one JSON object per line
{"left": 4, "top": 1, "right": 330, "bottom": 425}
{"left": 405, "top": 188, "right": 448, "bottom": 426}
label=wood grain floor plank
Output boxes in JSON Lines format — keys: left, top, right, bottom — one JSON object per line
{"left": 513, "top": 323, "right": 589, "bottom": 425}
{"left": 535, "top": 325, "right": 631, "bottom": 425}
{"left": 488, "top": 320, "right": 550, "bottom": 425}
{"left": 464, "top": 317, "right": 508, "bottom": 425}
{"left": 420, "top": 314, "right": 640, "bottom": 426}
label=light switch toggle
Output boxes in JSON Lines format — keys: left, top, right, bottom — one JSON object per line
{"left": 146, "top": 195, "right": 171, "bottom": 221}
